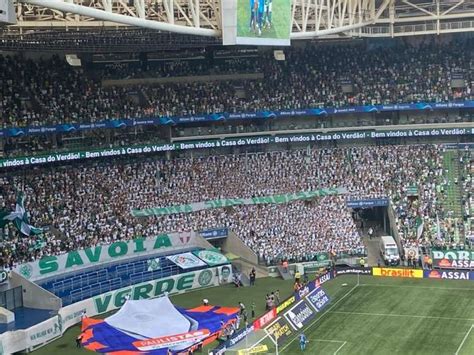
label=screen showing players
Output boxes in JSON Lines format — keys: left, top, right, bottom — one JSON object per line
{"left": 236, "top": 0, "right": 291, "bottom": 45}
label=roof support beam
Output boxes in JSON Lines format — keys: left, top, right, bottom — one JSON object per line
{"left": 20, "top": 0, "right": 219, "bottom": 36}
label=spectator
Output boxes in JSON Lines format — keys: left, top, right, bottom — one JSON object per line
{"left": 1, "top": 39, "right": 472, "bottom": 128}
{"left": 76, "top": 334, "right": 82, "bottom": 348}
{"left": 249, "top": 268, "right": 256, "bottom": 286}
{"left": 239, "top": 302, "right": 246, "bottom": 315}
{"left": 0, "top": 144, "right": 467, "bottom": 268}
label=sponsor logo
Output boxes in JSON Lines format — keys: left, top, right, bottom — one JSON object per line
{"left": 200, "top": 228, "right": 228, "bottom": 239}
{"left": 373, "top": 268, "right": 423, "bottom": 278}
{"left": 276, "top": 296, "right": 295, "bottom": 314}
{"left": 294, "top": 271, "right": 333, "bottom": 302}
{"left": 306, "top": 288, "right": 331, "bottom": 312}
{"left": 336, "top": 267, "right": 372, "bottom": 275}
{"left": 427, "top": 270, "right": 441, "bottom": 278}
{"left": 438, "top": 259, "right": 452, "bottom": 268}
{"left": 133, "top": 329, "right": 210, "bottom": 351}
{"left": 237, "top": 345, "right": 269, "bottom": 354}
{"left": 315, "top": 272, "right": 332, "bottom": 287}
{"left": 265, "top": 318, "right": 293, "bottom": 344}
{"left": 347, "top": 198, "right": 389, "bottom": 208}
{"left": 425, "top": 270, "right": 470, "bottom": 280}
{"left": 431, "top": 250, "right": 474, "bottom": 269}
{"left": 228, "top": 325, "right": 255, "bottom": 346}
{"left": 297, "top": 285, "right": 311, "bottom": 300}
{"left": 284, "top": 301, "right": 315, "bottom": 330}
{"left": 253, "top": 309, "right": 276, "bottom": 330}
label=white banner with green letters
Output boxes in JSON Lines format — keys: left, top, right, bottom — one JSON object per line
{"left": 132, "top": 188, "right": 347, "bottom": 217}
{"left": 14, "top": 232, "right": 197, "bottom": 282}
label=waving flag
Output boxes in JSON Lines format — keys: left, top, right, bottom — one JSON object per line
{"left": 0, "top": 193, "right": 43, "bottom": 237}
{"left": 415, "top": 216, "right": 424, "bottom": 239}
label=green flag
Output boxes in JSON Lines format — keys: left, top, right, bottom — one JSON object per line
{"left": 0, "top": 193, "right": 43, "bottom": 237}
{"left": 415, "top": 216, "right": 424, "bottom": 239}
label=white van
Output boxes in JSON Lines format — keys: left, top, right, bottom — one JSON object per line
{"left": 379, "top": 236, "right": 400, "bottom": 266}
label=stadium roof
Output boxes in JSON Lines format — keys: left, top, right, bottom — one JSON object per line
{"left": 1, "top": 0, "right": 473, "bottom": 51}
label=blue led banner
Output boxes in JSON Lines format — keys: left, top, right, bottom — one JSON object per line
{"left": 199, "top": 228, "right": 229, "bottom": 239}
{"left": 2, "top": 100, "right": 473, "bottom": 138}
{"left": 347, "top": 198, "right": 390, "bottom": 208}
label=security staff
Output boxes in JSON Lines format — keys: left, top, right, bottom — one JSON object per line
{"left": 295, "top": 270, "right": 301, "bottom": 283}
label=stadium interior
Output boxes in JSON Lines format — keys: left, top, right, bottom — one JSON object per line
{"left": 0, "top": 0, "right": 473, "bottom": 354}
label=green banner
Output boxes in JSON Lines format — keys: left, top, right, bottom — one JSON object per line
{"left": 303, "top": 253, "right": 332, "bottom": 271}
{"left": 1, "top": 127, "right": 471, "bottom": 169}
{"left": 317, "top": 253, "right": 330, "bottom": 262}
{"left": 193, "top": 250, "right": 229, "bottom": 267}
{"left": 131, "top": 188, "right": 347, "bottom": 217}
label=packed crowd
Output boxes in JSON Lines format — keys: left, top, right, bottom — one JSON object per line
{"left": 460, "top": 148, "right": 473, "bottom": 239}
{"left": 97, "top": 56, "right": 264, "bottom": 79}
{"left": 1, "top": 39, "right": 472, "bottom": 127}
{"left": 0, "top": 144, "right": 462, "bottom": 268}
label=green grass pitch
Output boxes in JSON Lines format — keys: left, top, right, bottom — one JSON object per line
{"left": 280, "top": 275, "right": 474, "bottom": 355}
{"left": 33, "top": 275, "right": 474, "bottom": 354}
{"left": 236, "top": 0, "right": 291, "bottom": 40}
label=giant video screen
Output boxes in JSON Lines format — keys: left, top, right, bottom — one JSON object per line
{"left": 236, "top": 0, "right": 291, "bottom": 46}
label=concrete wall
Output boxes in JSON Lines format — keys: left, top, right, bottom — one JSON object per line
{"left": 9, "top": 272, "right": 61, "bottom": 311}
{"left": 192, "top": 235, "right": 215, "bottom": 250}
{"left": 232, "top": 259, "right": 268, "bottom": 279}
{"left": 222, "top": 230, "right": 258, "bottom": 265}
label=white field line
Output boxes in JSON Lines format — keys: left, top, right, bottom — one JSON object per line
{"left": 306, "top": 339, "right": 347, "bottom": 355}
{"left": 280, "top": 284, "right": 358, "bottom": 353}
{"left": 307, "top": 339, "right": 345, "bottom": 343}
{"left": 359, "top": 284, "right": 474, "bottom": 291}
{"left": 329, "top": 310, "right": 474, "bottom": 322}
{"left": 454, "top": 324, "right": 474, "bottom": 355}
{"left": 333, "top": 341, "right": 347, "bottom": 355}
